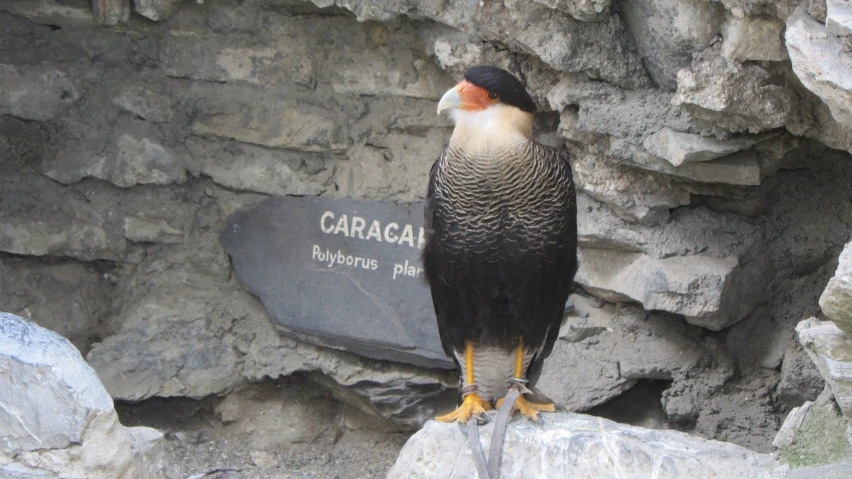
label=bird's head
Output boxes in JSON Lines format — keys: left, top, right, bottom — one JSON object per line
{"left": 437, "top": 66, "right": 536, "bottom": 141}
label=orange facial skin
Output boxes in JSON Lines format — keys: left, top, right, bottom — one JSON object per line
{"left": 456, "top": 80, "right": 499, "bottom": 111}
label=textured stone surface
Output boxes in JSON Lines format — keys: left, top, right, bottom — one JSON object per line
{"left": 576, "top": 194, "right": 767, "bottom": 330}
{"left": 827, "top": 0, "right": 852, "bottom": 35}
{"left": 820, "top": 242, "right": 852, "bottom": 334}
{"left": 85, "top": 270, "right": 455, "bottom": 427}
{"left": 786, "top": 10, "right": 852, "bottom": 129}
{"left": 0, "top": 312, "right": 165, "bottom": 479}
{"left": 0, "top": 64, "right": 80, "bottom": 121}
{"left": 309, "top": 0, "right": 651, "bottom": 89}
{"left": 619, "top": 0, "right": 724, "bottom": 90}
{"left": 42, "top": 132, "right": 188, "bottom": 188}
{"left": 134, "top": 0, "right": 182, "bottom": 20}
{"left": 571, "top": 153, "right": 690, "bottom": 224}
{"left": 0, "top": 172, "right": 126, "bottom": 261}
{"left": 796, "top": 318, "right": 852, "bottom": 419}
{"left": 642, "top": 127, "right": 773, "bottom": 166}
{"left": 674, "top": 52, "right": 792, "bottom": 133}
{"left": 722, "top": 15, "right": 787, "bottom": 62}
{"left": 776, "top": 388, "right": 852, "bottom": 468}
{"left": 387, "top": 412, "right": 785, "bottom": 479}
{"left": 220, "top": 195, "right": 449, "bottom": 369}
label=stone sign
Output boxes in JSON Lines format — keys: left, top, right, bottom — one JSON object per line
{"left": 220, "top": 195, "right": 453, "bottom": 369}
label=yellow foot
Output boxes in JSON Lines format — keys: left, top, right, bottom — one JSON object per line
{"left": 436, "top": 393, "right": 492, "bottom": 423}
{"left": 495, "top": 394, "right": 556, "bottom": 421}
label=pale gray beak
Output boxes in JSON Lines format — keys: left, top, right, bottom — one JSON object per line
{"left": 437, "top": 86, "right": 462, "bottom": 115}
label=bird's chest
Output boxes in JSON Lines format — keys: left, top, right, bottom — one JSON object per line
{"left": 433, "top": 152, "right": 558, "bottom": 240}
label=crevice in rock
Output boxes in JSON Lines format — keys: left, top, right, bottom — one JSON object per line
{"left": 584, "top": 379, "right": 674, "bottom": 430}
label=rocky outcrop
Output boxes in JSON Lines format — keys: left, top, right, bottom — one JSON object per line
{"left": 387, "top": 412, "right": 785, "bottom": 479}
{"left": 795, "top": 318, "right": 852, "bottom": 419}
{"left": 820, "top": 241, "right": 852, "bottom": 334}
{"left": 1, "top": 0, "right": 852, "bottom": 460}
{"left": 786, "top": 9, "right": 852, "bottom": 130}
{"left": 0, "top": 312, "right": 165, "bottom": 479}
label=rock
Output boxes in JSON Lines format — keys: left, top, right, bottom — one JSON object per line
{"left": 785, "top": 463, "right": 852, "bottom": 479}
{"left": 773, "top": 401, "right": 813, "bottom": 449}
{"left": 134, "top": 0, "right": 183, "bottom": 21}
{"left": 220, "top": 195, "right": 450, "bottom": 369}
{"left": 191, "top": 103, "right": 348, "bottom": 153}
{"left": 536, "top": 295, "right": 731, "bottom": 413}
{"left": 611, "top": 138, "right": 765, "bottom": 186}
{"left": 0, "top": 64, "right": 80, "bottom": 121}
{"left": 721, "top": 15, "right": 787, "bottom": 62}
{"left": 43, "top": 132, "right": 188, "bottom": 188}
{"left": 576, "top": 89, "right": 694, "bottom": 141}
{"left": 124, "top": 216, "right": 184, "bottom": 244}
{"left": 530, "top": 0, "right": 612, "bottom": 21}
{"left": 112, "top": 85, "right": 172, "bottom": 123}
{"left": 250, "top": 451, "right": 278, "bottom": 470}
{"left": 619, "top": 0, "right": 724, "bottom": 90}
{"left": 674, "top": 51, "right": 792, "bottom": 133}
{"left": 642, "top": 127, "right": 774, "bottom": 166}
{"left": 777, "top": 344, "right": 825, "bottom": 407}
{"left": 776, "top": 387, "right": 852, "bottom": 468}
{"left": 92, "top": 0, "right": 130, "bottom": 25}
{"left": 0, "top": 257, "right": 113, "bottom": 354}
{"left": 0, "top": 312, "right": 165, "bottom": 479}
{"left": 570, "top": 153, "right": 690, "bottom": 225}
{"left": 215, "top": 387, "right": 324, "bottom": 450}
{"left": 387, "top": 412, "right": 784, "bottom": 479}
{"left": 820, "top": 241, "right": 852, "bottom": 334}
{"left": 85, "top": 249, "right": 454, "bottom": 428}
{"left": 576, "top": 194, "right": 767, "bottom": 330}
{"left": 810, "top": 0, "right": 828, "bottom": 22}
{"left": 185, "top": 137, "right": 335, "bottom": 197}
{"left": 827, "top": 0, "right": 852, "bottom": 35}
{"left": 309, "top": 0, "right": 651, "bottom": 89}
{"left": 0, "top": 172, "right": 126, "bottom": 261}
{"left": 786, "top": 10, "right": 852, "bottom": 129}
{"left": 795, "top": 318, "right": 852, "bottom": 419}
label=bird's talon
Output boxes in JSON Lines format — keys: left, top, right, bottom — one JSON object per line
{"left": 495, "top": 394, "right": 556, "bottom": 422}
{"left": 436, "top": 393, "right": 492, "bottom": 424}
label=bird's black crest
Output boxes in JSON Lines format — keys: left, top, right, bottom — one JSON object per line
{"left": 463, "top": 66, "right": 537, "bottom": 113}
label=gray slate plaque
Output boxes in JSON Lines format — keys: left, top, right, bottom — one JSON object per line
{"left": 220, "top": 195, "right": 453, "bottom": 369}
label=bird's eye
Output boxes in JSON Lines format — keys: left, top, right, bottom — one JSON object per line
{"left": 487, "top": 91, "right": 500, "bottom": 102}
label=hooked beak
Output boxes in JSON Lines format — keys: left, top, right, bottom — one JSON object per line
{"left": 437, "top": 86, "right": 462, "bottom": 115}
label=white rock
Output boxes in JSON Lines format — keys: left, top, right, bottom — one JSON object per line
{"left": 827, "top": 0, "right": 852, "bottom": 35}
{"left": 773, "top": 401, "right": 813, "bottom": 449}
{"left": 721, "top": 15, "right": 787, "bottom": 62}
{"left": 0, "top": 312, "right": 165, "bottom": 479}
{"left": 642, "top": 127, "right": 772, "bottom": 166}
{"left": 795, "top": 318, "right": 852, "bottom": 419}
{"left": 786, "top": 10, "right": 852, "bottom": 129}
{"left": 387, "top": 412, "right": 784, "bottom": 479}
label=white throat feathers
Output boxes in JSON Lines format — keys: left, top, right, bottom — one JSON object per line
{"left": 448, "top": 104, "right": 534, "bottom": 156}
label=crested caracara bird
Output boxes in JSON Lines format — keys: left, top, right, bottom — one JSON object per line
{"left": 423, "top": 66, "right": 578, "bottom": 423}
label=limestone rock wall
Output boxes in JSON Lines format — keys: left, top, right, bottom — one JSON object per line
{"left": 1, "top": 0, "right": 851, "bottom": 452}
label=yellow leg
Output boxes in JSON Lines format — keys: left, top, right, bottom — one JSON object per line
{"left": 437, "top": 340, "right": 492, "bottom": 423}
{"left": 495, "top": 337, "right": 556, "bottom": 421}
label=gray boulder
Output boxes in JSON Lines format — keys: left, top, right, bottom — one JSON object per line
{"left": 820, "top": 241, "right": 852, "bottom": 334}
{"left": 0, "top": 312, "right": 165, "bottom": 479}
{"left": 387, "top": 412, "right": 785, "bottom": 478}
{"left": 786, "top": 9, "right": 852, "bottom": 130}
{"left": 795, "top": 318, "right": 852, "bottom": 419}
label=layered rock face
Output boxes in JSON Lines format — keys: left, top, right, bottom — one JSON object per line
{"left": 0, "top": 0, "right": 851, "bottom": 456}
